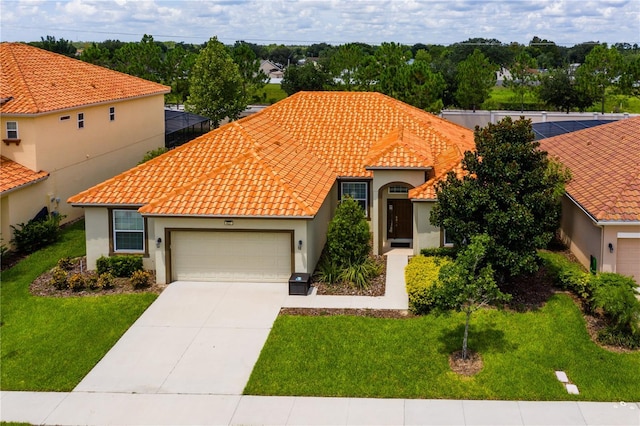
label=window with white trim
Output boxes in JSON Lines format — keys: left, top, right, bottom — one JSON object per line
{"left": 113, "top": 210, "right": 145, "bottom": 252}
{"left": 109, "top": 106, "right": 115, "bottom": 121}
{"left": 341, "top": 181, "right": 368, "bottom": 215}
{"left": 78, "top": 113, "right": 84, "bottom": 129}
{"left": 6, "top": 121, "right": 18, "bottom": 139}
{"left": 443, "top": 228, "right": 455, "bottom": 246}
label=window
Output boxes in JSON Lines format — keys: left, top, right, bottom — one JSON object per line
{"left": 6, "top": 121, "right": 18, "bottom": 139}
{"left": 443, "top": 228, "right": 455, "bottom": 247}
{"left": 78, "top": 113, "right": 84, "bottom": 129}
{"left": 341, "top": 181, "right": 368, "bottom": 215}
{"left": 113, "top": 210, "right": 145, "bottom": 252}
{"left": 60, "top": 115, "right": 70, "bottom": 121}
{"left": 388, "top": 185, "right": 408, "bottom": 194}
{"left": 109, "top": 106, "right": 115, "bottom": 121}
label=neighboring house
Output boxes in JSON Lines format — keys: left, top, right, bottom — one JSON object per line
{"left": 69, "top": 91, "right": 474, "bottom": 284}
{"left": 259, "top": 59, "right": 284, "bottom": 83}
{"left": 539, "top": 117, "right": 640, "bottom": 283}
{"left": 0, "top": 42, "right": 170, "bottom": 246}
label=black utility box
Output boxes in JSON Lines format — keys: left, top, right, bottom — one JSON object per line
{"left": 289, "top": 273, "right": 311, "bottom": 295}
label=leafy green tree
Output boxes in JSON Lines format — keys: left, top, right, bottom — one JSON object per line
{"left": 504, "top": 50, "right": 538, "bottom": 112}
{"left": 327, "top": 43, "right": 368, "bottom": 90}
{"left": 434, "top": 234, "right": 510, "bottom": 360}
{"left": 113, "top": 34, "right": 163, "bottom": 82}
{"left": 526, "top": 36, "right": 565, "bottom": 69}
{"left": 449, "top": 38, "right": 513, "bottom": 67}
{"left": 576, "top": 44, "right": 624, "bottom": 113}
{"left": 326, "top": 196, "right": 371, "bottom": 269}
{"left": 186, "top": 37, "right": 246, "bottom": 127}
{"left": 30, "top": 35, "right": 77, "bottom": 57}
{"left": 618, "top": 54, "right": 640, "bottom": 99}
{"left": 162, "top": 45, "right": 197, "bottom": 106}
{"left": 455, "top": 49, "right": 496, "bottom": 111}
{"left": 538, "top": 66, "right": 594, "bottom": 113}
{"left": 372, "top": 42, "right": 413, "bottom": 99}
{"left": 397, "top": 51, "right": 445, "bottom": 113}
{"left": 281, "top": 62, "right": 333, "bottom": 95}
{"left": 79, "top": 42, "right": 111, "bottom": 67}
{"left": 231, "top": 41, "right": 268, "bottom": 102}
{"left": 430, "top": 117, "right": 571, "bottom": 282}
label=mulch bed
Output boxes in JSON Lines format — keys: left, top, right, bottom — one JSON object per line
{"left": 312, "top": 255, "right": 386, "bottom": 297}
{"left": 449, "top": 350, "right": 484, "bottom": 376}
{"left": 29, "top": 256, "right": 166, "bottom": 297}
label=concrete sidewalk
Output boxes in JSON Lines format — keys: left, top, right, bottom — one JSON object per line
{"left": 2, "top": 391, "right": 639, "bottom": 425}
{"left": 2, "top": 250, "right": 639, "bottom": 425}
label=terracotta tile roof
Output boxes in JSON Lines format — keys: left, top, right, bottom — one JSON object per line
{"left": 539, "top": 117, "right": 640, "bottom": 222}
{"left": 0, "top": 156, "right": 49, "bottom": 194}
{"left": 0, "top": 43, "right": 169, "bottom": 115}
{"left": 70, "top": 92, "right": 473, "bottom": 217}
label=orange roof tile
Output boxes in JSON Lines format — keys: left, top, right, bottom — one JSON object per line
{"left": 70, "top": 92, "right": 473, "bottom": 217}
{"left": 1, "top": 156, "right": 49, "bottom": 194}
{"left": 0, "top": 43, "right": 169, "bottom": 115}
{"left": 539, "top": 117, "right": 640, "bottom": 222}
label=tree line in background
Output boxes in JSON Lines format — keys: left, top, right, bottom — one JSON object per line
{"left": 30, "top": 35, "right": 640, "bottom": 125}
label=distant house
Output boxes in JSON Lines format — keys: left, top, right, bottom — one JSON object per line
{"left": 0, "top": 42, "right": 170, "bottom": 246}
{"left": 539, "top": 117, "right": 640, "bottom": 283}
{"left": 259, "top": 60, "right": 284, "bottom": 83}
{"left": 69, "top": 91, "right": 474, "bottom": 284}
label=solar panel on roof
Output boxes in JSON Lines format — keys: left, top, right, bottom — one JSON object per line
{"left": 533, "top": 120, "right": 617, "bottom": 140}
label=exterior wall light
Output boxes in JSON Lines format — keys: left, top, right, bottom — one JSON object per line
{"left": 608, "top": 243, "right": 614, "bottom": 253}
{"left": 298, "top": 240, "right": 303, "bottom": 250}
{"left": 156, "top": 237, "right": 162, "bottom": 248}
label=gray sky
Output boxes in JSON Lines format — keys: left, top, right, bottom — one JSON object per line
{"left": 1, "top": 0, "right": 639, "bottom": 46}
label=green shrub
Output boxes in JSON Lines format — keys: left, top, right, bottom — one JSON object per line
{"left": 420, "top": 247, "right": 458, "bottom": 258}
{"left": 49, "top": 266, "right": 68, "bottom": 290}
{"left": 130, "top": 270, "right": 152, "bottom": 289}
{"left": 597, "top": 326, "right": 640, "bottom": 349}
{"left": 138, "top": 146, "right": 168, "bottom": 164}
{"left": 316, "top": 255, "right": 341, "bottom": 285}
{"left": 67, "top": 273, "right": 86, "bottom": 292}
{"left": 405, "top": 256, "right": 452, "bottom": 314}
{"left": 339, "top": 257, "right": 382, "bottom": 289}
{"left": 538, "top": 251, "right": 593, "bottom": 302}
{"left": 327, "top": 196, "right": 371, "bottom": 268}
{"left": 11, "top": 214, "right": 64, "bottom": 254}
{"left": 97, "top": 272, "right": 114, "bottom": 289}
{"left": 592, "top": 273, "right": 640, "bottom": 336}
{"left": 96, "top": 255, "right": 143, "bottom": 277}
{"left": 85, "top": 272, "right": 99, "bottom": 290}
{"left": 57, "top": 256, "right": 74, "bottom": 271}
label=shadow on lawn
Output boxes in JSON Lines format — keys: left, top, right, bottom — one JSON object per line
{"left": 437, "top": 321, "right": 517, "bottom": 356}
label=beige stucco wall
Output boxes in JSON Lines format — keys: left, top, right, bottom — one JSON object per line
{"left": 306, "top": 183, "right": 337, "bottom": 273}
{"left": 413, "top": 201, "right": 441, "bottom": 254}
{"left": 370, "top": 169, "right": 428, "bottom": 254}
{"left": 559, "top": 196, "right": 602, "bottom": 271}
{"left": 0, "top": 181, "right": 49, "bottom": 247}
{"left": 2, "top": 94, "right": 166, "bottom": 241}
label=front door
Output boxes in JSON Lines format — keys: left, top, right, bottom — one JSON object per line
{"left": 387, "top": 199, "right": 412, "bottom": 239}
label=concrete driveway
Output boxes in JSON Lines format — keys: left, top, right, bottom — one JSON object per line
{"left": 75, "top": 281, "right": 288, "bottom": 395}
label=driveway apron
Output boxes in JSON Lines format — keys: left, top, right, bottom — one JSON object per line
{"left": 74, "top": 281, "right": 287, "bottom": 395}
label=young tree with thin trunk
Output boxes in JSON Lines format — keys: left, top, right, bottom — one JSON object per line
{"left": 455, "top": 49, "right": 497, "bottom": 111}
{"left": 576, "top": 44, "right": 624, "bottom": 113}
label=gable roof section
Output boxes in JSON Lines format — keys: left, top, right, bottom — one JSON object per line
{"left": 0, "top": 42, "right": 169, "bottom": 115}
{"left": 0, "top": 156, "right": 49, "bottom": 194}
{"left": 539, "top": 117, "right": 640, "bottom": 222}
{"left": 70, "top": 92, "right": 473, "bottom": 217}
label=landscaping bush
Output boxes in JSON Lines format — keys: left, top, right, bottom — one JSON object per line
{"left": 420, "top": 247, "right": 458, "bottom": 258}
{"left": 49, "top": 266, "right": 68, "bottom": 290}
{"left": 67, "top": 273, "right": 86, "bottom": 292}
{"left": 11, "top": 214, "right": 64, "bottom": 254}
{"left": 405, "top": 256, "right": 452, "bottom": 314}
{"left": 85, "top": 272, "right": 99, "bottom": 290}
{"left": 96, "top": 255, "right": 143, "bottom": 277}
{"left": 327, "top": 196, "right": 371, "bottom": 269}
{"left": 339, "top": 258, "right": 382, "bottom": 289}
{"left": 538, "top": 251, "right": 593, "bottom": 303}
{"left": 96, "top": 272, "right": 114, "bottom": 289}
{"left": 316, "top": 255, "right": 340, "bottom": 285}
{"left": 130, "top": 270, "right": 152, "bottom": 289}
{"left": 591, "top": 273, "right": 640, "bottom": 337}
{"left": 57, "top": 257, "right": 74, "bottom": 271}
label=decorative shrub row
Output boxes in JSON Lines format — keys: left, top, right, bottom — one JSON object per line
{"left": 96, "top": 255, "right": 143, "bottom": 277}
{"left": 48, "top": 269, "right": 115, "bottom": 291}
{"left": 539, "top": 251, "right": 640, "bottom": 347}
{"left": 405, "top": 256, "right": 453, "bottom": 314}
{"left": 10, "top": 214, "right": 64, "bottom": 254}
{"left": 419, "top": 247, "right": 458, "bottom": 258}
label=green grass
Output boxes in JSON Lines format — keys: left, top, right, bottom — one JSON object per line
{"left": 252, "top": 83, "right": 287, "bottom": 104}
{"left": 0, "top": 220, "right": 158, "bottom": 391}
{"left": 245, "top": 295, "right": 640, "bottom": 401}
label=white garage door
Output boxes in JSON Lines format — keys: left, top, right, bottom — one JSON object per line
{"left": 171, "top": 231, "right": 292, "bottom": 282}
{"left": 617, "top": 238, "right": 640, "bottom": 284}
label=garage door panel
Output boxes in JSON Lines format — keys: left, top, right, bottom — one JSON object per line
{"left": 617, "top": 238, "right": 640, "bottom": 284}
{"left": 171, "top": 231, "right": 292, "bottom": 282}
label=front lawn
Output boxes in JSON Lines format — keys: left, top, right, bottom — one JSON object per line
{"left": 0, "top": 220, "right": 157, "bottom": 391}
{"left": 245, "top": 294, "right": 640, "bottom": 401}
